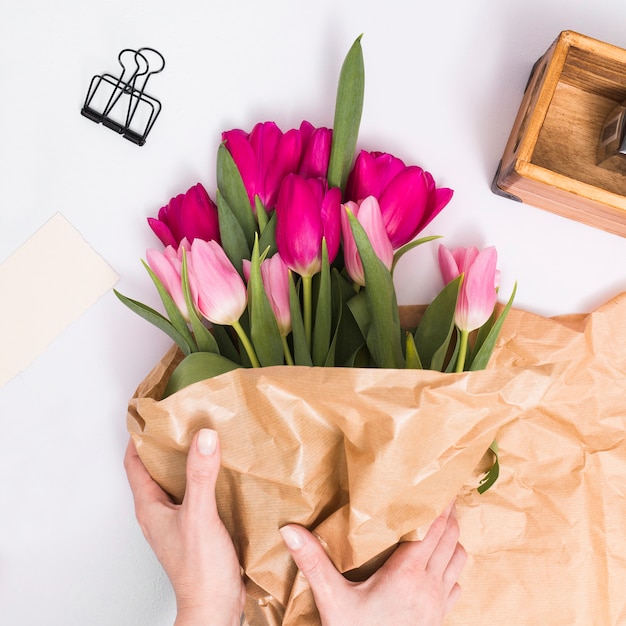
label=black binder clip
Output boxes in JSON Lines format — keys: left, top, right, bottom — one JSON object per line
{"left": 81, "top": 48, "right": 165, "bottom": 146}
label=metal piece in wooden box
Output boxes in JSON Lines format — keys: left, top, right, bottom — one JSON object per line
{"left": 492, "top": 30, "right": 626, "bottom": 238}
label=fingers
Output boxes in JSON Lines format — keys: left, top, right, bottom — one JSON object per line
{"left": 380, "top": 499, "right": 465, "bottom": 602}
{"left": 124, "top": 438, "right": 171, "bottom": 509}
{"left": 180, "top": 429, "right": 221, "bottom": 521}
{"left": 426, "top": 503, "right": 462, "bottom": 578}
{"left": 445, "top": 582, "right": 463, "bottom": 614}
{"left": 280, "top": 525, "right": 345, "bottom": 607}
{"left": 384, "top": 500, "right": 455, "bottom": 574}
{"left": 442, "top": 541, "right": 467, "bottom": 592}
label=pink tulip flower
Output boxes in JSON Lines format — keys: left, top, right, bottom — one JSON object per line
{"left": 261, "top": 254, "right": 291, "bottom": 336}
{"left": 187, "top": 239, "right": 248, "bottom": 326}
{"left": 243, "top": 254, "right": 291, "bottom": 336}
{"left": 148, "top": 183, "right": 220, "bottom": 248}
{"left": 275, "top": 174, "right": 341, "bottom": 277}
{"left": 341, "top": 196, "right": 394, "bottom": 286}
{"left": 438, "top": 244, "right": 499, "bottom": 332}
{"left": 345, "top": 150, "right": 453, "bottom": 249}
{"left": 146, "top": 245, "right": 189, "bottom": 320}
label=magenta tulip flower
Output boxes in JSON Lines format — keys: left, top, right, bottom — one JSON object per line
{"left": 341, "top": 196, "right": 394, "bottom": 286}
{"left": 438, "top": 244, "right": 499, "bottom": 332}
{"left": 222, "top": 121, "right": 302, "bottom": 211}
{"left": 275, "top": 174, "right": 341, "bottom": 277}
{"left": 148, "top": 183, "right": 220, "bottom": 248}
{"left": 187, "top": 239, "right": 248, "bottom": 326}
{"left": 222, "top": 121, "right": 332, "bottom": 212}
{"left": 146, "top": 245, "right": 189, "bottom": 320}
{"left": 345, "top": 150, "right": 453, "bottom": 249}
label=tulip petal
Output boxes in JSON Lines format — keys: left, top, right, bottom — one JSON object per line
{"left": 320, "top": 185, "right": 342, "bottom": 263}
{"left": 222, "top": 128, "right": 258, "bottom": 205}
{"left": 341, "top": 201, "right": 365, "bottom": 285}
{"left": 356, "top": 196, "right": 394, "bottom": 270}
{"left": 180, "top": 184, "right": 220, "bottom": 243}
{"left": 146, "top": 247, "right": 188, "bottom": 318}
{"left": 260, "top": 254, "right": 291, "bottom": 335}
{"left": 346, "top": 150, "right": 379, "bottom": 200}
{"left": 147, "top": 217, "right": 177, "bottom": 248}
{"left": 437, "top": 244, "right": 460, "bottom": 284}
{"left": 299, "top": 125, "right": 332, "bottom": 179}
{"left": 264, "top": 127, "right": 302, "bottom": 208}
{"left": 379, "top": 167, "right": 429, "bottom": 248}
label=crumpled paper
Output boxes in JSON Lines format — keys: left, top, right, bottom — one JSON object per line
{"left": 127, "top": 292, "right": 626, "bottom": 625}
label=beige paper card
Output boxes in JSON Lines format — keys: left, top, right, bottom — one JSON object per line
{"left": 0, "top": 213, "right": 118, "bottom": 387}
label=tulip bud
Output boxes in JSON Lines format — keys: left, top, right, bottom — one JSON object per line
{"left": 275, "top": 174, "right": 341, "bottom": 277}
{"left": 187, "top": 239, "right": 248, "bottom": 326}
{"left": 438, "top": 244, "right": 498, "bottom": 332}
{"left": 261, "top": 254, "right": 291, "bottom": 336}
{"left": 146, "top": 245, "right": 189, "bottom": 320}
{"left": 341, "top": 196, "right": 394, "bottom": 286}
{"left": 148, "top": 183, "right": 220, "bottom": 248}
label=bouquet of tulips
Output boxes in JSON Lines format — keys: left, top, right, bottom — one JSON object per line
{"left": 120, "top": 36, "right": 520, "bottom": 624}
{"left": 117, "top": 36, "right": 515, "bottom": 490}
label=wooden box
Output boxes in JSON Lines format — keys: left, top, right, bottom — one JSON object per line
{"left": 492, "top": 30, "right": 626, "bottom": 238}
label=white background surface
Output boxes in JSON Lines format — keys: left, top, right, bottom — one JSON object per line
{"left": 1, "top": 1, "right": 625, "bottom": 624}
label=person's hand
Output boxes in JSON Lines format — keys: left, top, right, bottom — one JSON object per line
{"left": 124, "top": 429, "right": 246, "bottom": 626}
{"left": 280, "top": 502, "right": 466, "bottom": 626}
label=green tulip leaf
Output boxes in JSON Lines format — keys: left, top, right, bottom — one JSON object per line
{"left": 333, "top": 271, "right": 366, "bottom": 366}
{"left": 391, "top": 235, "right": 442, "bottom": 274}
{"left": 414, "top": 276, "right": 461, "bottom": 371}
{"left": 140, "top": 259, "right": 197, "bottom": 352}
{"left": 469, "top": 282, "right": 517, "bottom": 371}
{"left": 444, "top": 328, "right": 461, "bottom": 373}
{"left": 255, "top": 196, "right": 269, "bottom": 234}
{"left": 405, "top": 332, "right": 423, "bottom": 369}
{"left": 322, "top": 270, "right": 346, "bottom": 367}
{"left": 216, "top": 144, "right": 257, "bottom": 247}
{"left": 180, "top": 251, "right": 221, "bottom": 354}
{"left": 216, "top": 189, "right": 252, "bottom": 275}
{"left": 328, "top": 35, "right": 364, "bottom": 193}
{"left": 258, "top": 211, "right": 278, "bottom": 258}
{"left": 248, "top": 236, "right": 284, "bottom": 366}
{"left": 114, "top": 290, "right": 193, "bottom": 355}
{"left": 347, "top": 209, "right": 404, "bottom": 369}
{"left": 289, "top": 272, "right": 313, "bottom": 366}
{"left": 259, "top": 211, "right": 278, "bottom": 257}
{"left": 163, "top": 351, "right": 241, "bottom": 397}
{"left": 477, "top": 440, "right": 500, "bottom": 494}
{"left": 312, "top": 239, "right": 332, "bottom": 366}
{"left": 346, "top": 289, "right": 370, "bottom": 337}
{"left": 235, "top": 311, "right": 254, "bottom": 368}
{"left": 211, "top": 324, "right": 242, "bottom": 365}
{"left": 469, "top": 309, "right": 496, "bottom": 365}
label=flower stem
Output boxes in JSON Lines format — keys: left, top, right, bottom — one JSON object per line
{"left": 303, "top": 275, "right": 313, "bottom": 352}
{"left": 232, "top": 320, "right": 261, "bottom": 368}
{"left": 455, "top": 329, "right": 469, "bottom": 373}
{"left": 281, "top": 335, "right": 294, "bottom": 366}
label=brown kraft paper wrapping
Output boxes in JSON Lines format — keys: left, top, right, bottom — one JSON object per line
{"left": 127, "top": 291, "right": 626, "bottom": 625}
